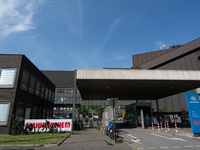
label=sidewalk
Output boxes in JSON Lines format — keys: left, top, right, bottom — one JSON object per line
{"left": 0, "top": 128, "right": 133, "bottom": 150}
{"left": 58, "top": 128, "right": 133, "bottom": 150}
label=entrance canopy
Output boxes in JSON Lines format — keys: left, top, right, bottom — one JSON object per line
{"left": 76, "top": 69, "right": 200, "bottom": 100}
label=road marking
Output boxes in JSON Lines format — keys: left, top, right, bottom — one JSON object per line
{"left": 172, "top": 146, "right": 181, "bottom": 148}
{"left": 184, "top": 145, "right": 194, "bottom": 147}
{"left": 147, "top": 147, "right": 157, "bottom": 149}
{"left": 151, "top": 133, "right": 188, "bottom": 142}
{"left": 160, "top": 147, "right": 169, "bottom": 149}
{"left": 127, "top": 134, "right": 141, "bottom": 144}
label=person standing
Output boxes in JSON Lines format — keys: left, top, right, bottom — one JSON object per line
{"left": 85, "top": 116, "right": 88, "bottom": 127}
{"left": 145, "top": 114, "right": 149, "bottom": 129}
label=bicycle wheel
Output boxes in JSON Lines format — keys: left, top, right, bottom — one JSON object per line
{"left": 38, "top": 125, "right": 47, "bottom": 133}
{"left": 52, "top": 124, "right": 61, "bottom": 134}
{"left": 27, "top": 126, "right": 35, "bottom": 134}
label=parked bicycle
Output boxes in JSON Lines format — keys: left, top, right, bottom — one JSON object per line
{"left": 38, "top": 120, "right": 61, "bottom": 134}
{"left": 24, "top": 123, "right": 35, "bottom": 134}
{"left": 96, "top": 120, "right": 101, "bottom": 131}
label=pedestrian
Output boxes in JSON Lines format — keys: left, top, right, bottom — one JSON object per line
{"left": 85, "top": 116, "right": 88, "bottom": 126}
{"left": 145, "top": 114, "right": 149, "bottom": 129}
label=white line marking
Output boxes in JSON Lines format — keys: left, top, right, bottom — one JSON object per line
{"left": 147, "top": 147, "right": 157, "bottom": 149}
{"left": 172, "top": 146, "right": 181, "bottom": 148}
{"left": 184, "top": 145, "right": 194, "bottom": 147}
{"left": 160, "top": 147, "right": 169, "bottom": 149}
{"left": 151, "top": 133, "right": 188, "bottom": 142}
{"left": 127, "top": 134, "right": 141, "bottom": 144}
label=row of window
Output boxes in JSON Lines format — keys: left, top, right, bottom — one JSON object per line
{"left": 55, "top": 88, "right": 80, "bottom": 94}
{"left": 20, "top": 69, "right": 54, "bottom": 102}
{"left": 55, "top": 97, "right": 81, "bottom": 102}
{"left": 53, "top": 107, "right": 73, "bottom": 110}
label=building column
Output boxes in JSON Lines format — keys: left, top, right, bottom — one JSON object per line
{"left": 156, "top": 99, "right": 160, "bottom": 123}
{"left": 72, "top": 70, "right": 77, "bottom": 133}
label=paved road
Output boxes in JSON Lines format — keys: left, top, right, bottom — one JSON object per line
{"left": 119, "top": 127, "right": 200, "bottom": 150}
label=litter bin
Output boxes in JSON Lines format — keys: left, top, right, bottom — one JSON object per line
{"left": 90, "top": 120, "right": 93, "bottom": 127}
{"left": 135, "top": 120, "right": 138, "bottom": 127}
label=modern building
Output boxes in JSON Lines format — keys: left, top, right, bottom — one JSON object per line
{"left": 0, "top": 54, "right": 55, "bottom": 134}
{"left": 131, "top": 38, "right": 200, "bottom": 114}
{"left": 1, "top": 37, "right": 200, "bottom": 134}
{"left": 42, "top": 71, "right": 135, "bottom": 119}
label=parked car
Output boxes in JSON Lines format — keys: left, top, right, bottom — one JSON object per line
{"left": 118, "top": 118, "right": 124, "bottom": 121}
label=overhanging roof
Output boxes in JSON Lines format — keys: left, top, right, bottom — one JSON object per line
{"left": 138, "top": 38, "right": 200, "bottom": 69}
{"left": 76, "top": 69, "right": 200, "bottom": 100}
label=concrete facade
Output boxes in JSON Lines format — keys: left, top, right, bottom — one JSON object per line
{"left": 132, "top": 38, "right": 200, "bottom": 113}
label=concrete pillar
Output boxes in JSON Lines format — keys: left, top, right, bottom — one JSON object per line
{"left": 72, "top": 70, "right": 77, "bottom": 133}
{"left": 141, "top": 109, "right": 144, "bottom": 129}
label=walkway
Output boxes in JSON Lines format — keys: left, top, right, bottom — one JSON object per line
{"left": 58, "top": 128, "right": 133, "bottom": 150}
{"left": 0, "top": 128, "right": 133, "bottom": 150}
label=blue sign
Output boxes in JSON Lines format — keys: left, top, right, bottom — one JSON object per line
{"left": 185, "top": 93, "right": 200, "bottom": 134}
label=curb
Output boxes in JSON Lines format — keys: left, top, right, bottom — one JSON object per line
{"left": 58, "top": 134, "right": 71, "bottom": 146}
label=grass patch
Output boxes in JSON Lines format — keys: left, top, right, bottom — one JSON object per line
{"left": 0, "top": 132, "right": 70, "bottom": 145}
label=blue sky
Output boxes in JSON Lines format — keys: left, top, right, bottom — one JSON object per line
{"left": 0, "top": 0, "right": 200, "bottom": 70}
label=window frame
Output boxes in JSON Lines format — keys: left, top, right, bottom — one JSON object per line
{"left": 0, "top": 102, "right": 11, "bottom": 125}
{"left": 0, "top": 68, "right": 17, "bottom": 88}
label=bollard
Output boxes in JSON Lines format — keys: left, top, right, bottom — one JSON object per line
{"left": 152, "top": 121, "right": 154, "bottom": 130}
{"left": 160, "top": 121, "right": 163, "bottom": 130}
{"left": 167, "top": 122, "right": 169, "bottom": 132}
{"left": 157, "top": 122, "right": 160, "bottom": 131}
{"left": 175, "top": 122, "right": 178, "bottom": 133}
{"left": 165, "top": 123, "right": 167, "bottom": 133}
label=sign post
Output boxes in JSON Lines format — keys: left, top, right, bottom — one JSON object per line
{"left": 185, "top": 93, "right": 200, "bottom": 136}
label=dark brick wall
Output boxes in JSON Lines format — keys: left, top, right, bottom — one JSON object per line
{"left": 0, "top": 54, "right": 22, "bottom": 134}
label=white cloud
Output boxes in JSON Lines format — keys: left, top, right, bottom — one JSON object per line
{"left": 102, "top": 18, "right": 123, "bottom": 46}
{"left": 155, "top": 41, "right": 166, "bottom": 50}
{"left": 0, "top": 0, "right": 40, "bottom": 36}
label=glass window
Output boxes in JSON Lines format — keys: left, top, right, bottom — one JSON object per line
{"left": 35, "top": 80, "right": 41, "bottom": 96}
{"left": 54, "top": 107, "right": 56, "bottom": 110}
{"left": 16, "top": 103, "right": 25, "bottom": 119}
{"left": 0, "top": 68, "right": 16, "bottom": 88}
{"left": 32, "top": 106, "right": 38, "bottom": 119}
{"left": 76, "top": 97, "right": 80, "bottom": 101}
{"left": 20, "top": 69, "right": 29, "bottom": 91}
{"left": 0, "top": 102, "right": 11, "bottom": 125}
{"left": 70, "top": 107, "right": 73, "bottom": 110}
{"left": 48, "top": 89, "right": 52, "bottom": 101}
{"left": 43, "top": 108, "right": 46, "bottom": 118}
{"left": 40, "top": 83, "right": 45, "bottom": 98}
{"left": 45, "top": 87, "right": 49, "bottom": 100}
{"left": 60, "top": 107, "right": 63, "bottom": 110}
{"left": 28, "top": 75, "right": 36, "bottom": 94}
{"left": 117, "top": 105, "right": 121, "bottom": 110}
{"left": 52, "top": 91, "right": 55, "bottom": 102}
{"left": 25, "top": 105, "right": 32, "bottom": 119}
{"left": 38, "top": 108, "right": 42, "bottom": 119}
{"left": 67, "top": 107, "right": 69, "bottom": 110}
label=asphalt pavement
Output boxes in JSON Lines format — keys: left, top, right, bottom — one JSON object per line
{"left": 0, "top": 124, "right": 198, "bottom": 150}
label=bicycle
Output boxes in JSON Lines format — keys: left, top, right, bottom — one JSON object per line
{"left": 96, "top": 121, "right": 101, "bottom": 131}
{"left": 38, "top": 120, "right": 61, "bottom": 134}
{"left": 24, "top": 123, "right": 35, "bottom": 134}
{"left": 110, "top": 129, "right": 123, "bottom": 143}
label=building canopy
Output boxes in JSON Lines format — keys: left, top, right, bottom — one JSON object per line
{"left": 76, "top": 69, "right": 200, "bottom": 100}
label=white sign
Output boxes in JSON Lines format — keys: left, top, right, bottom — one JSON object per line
{"left": 25, "top": 119, "right": 72, "bottom": 132}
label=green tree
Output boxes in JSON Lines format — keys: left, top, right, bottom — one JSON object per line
{"left": 96, "top": 107, "right": 106, "bottom": 119}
